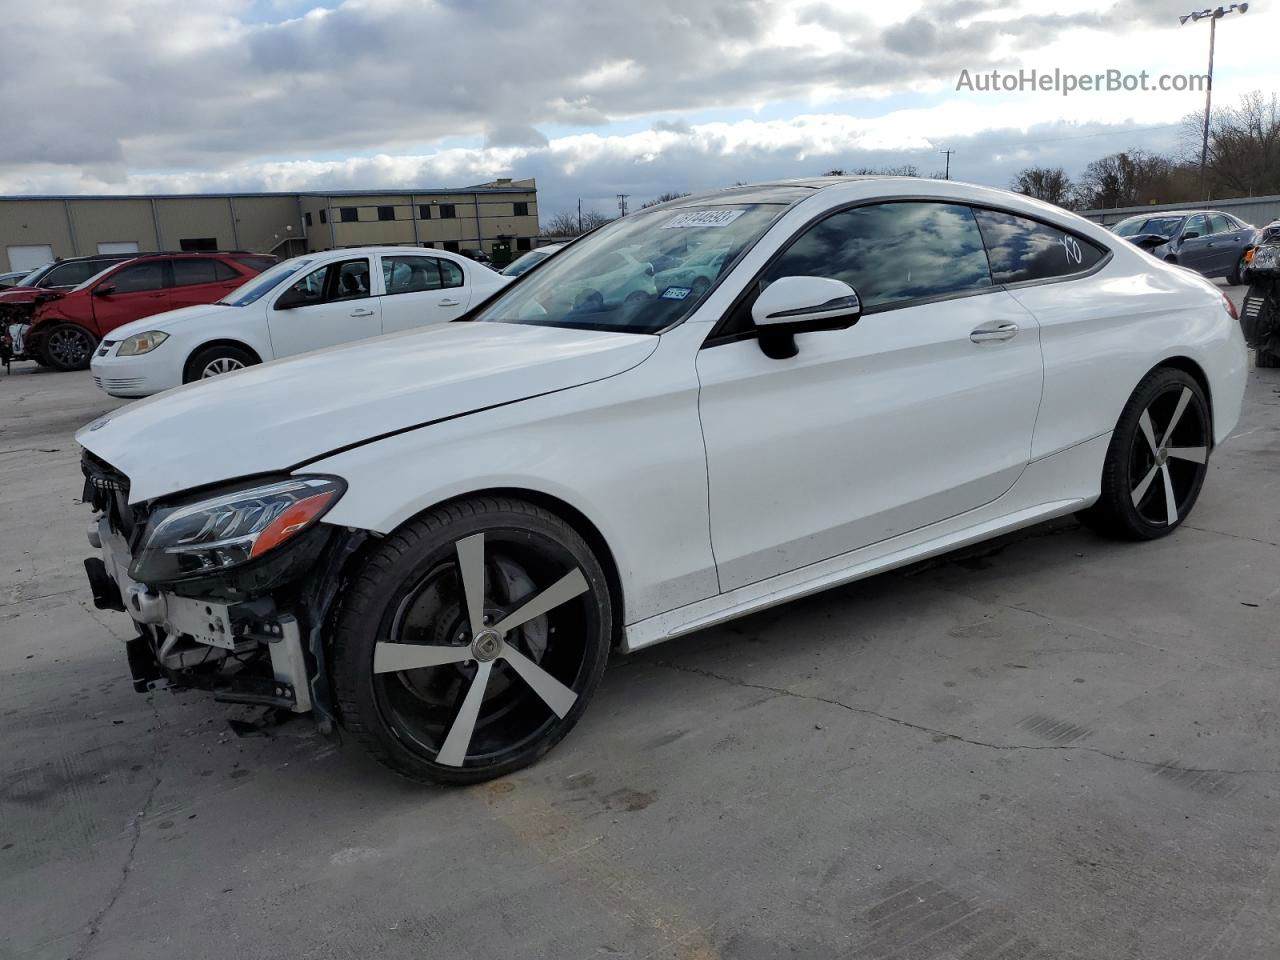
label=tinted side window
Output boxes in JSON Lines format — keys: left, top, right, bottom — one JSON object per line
{"left": 213, "top": 260, "right": 242, "bottom": 281}
{"left": 108, "top": 262, "right": 166, "bottom": 293}
{"left": 233, "top": 256, "right": 275, "bottom": 273}
{"left": 171, "top": 259, "right": 220, "bottom": 287}
{"left": 437, "top": 258, "right": 464, "bottom": 288}
{"left": 764, "top": 202, "right": 991, "bottom": 309}
{"left": 1183, "top": 214, "right": 1208, "bottom": 238}
{"left": 973, "top": 209, "right": 1105, "bottom": 285}
{"left": 382, "top": 255, "right": 441, "bottom": 295}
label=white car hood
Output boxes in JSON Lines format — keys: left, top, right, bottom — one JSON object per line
{"left": 106, "top": 303, "right": 234, "bottom": 341}
{"left": 78, "top": 322, "right": 658, "bottom": 503}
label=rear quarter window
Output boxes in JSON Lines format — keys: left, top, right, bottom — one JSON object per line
{"left": 973, "top": 209, "right": 1107, "bottom": 285}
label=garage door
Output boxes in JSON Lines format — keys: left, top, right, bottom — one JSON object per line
{"left": 6, "top": 245, "right": 54, "bottom": 273}
{"left": 97, "top": 242, "right": 140, "bottom": 254}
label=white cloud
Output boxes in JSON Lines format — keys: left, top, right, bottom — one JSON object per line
{"left": 0, "top": 0, "right": 1274, "bottom": 217}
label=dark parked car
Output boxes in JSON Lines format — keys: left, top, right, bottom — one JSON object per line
{"left": 1112, "top": 210, "right": 1256, "bottom": 284}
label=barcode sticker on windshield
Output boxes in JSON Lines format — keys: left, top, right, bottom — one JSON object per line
{"left": 662, "top": 210, "right": 746, "bottom": 229}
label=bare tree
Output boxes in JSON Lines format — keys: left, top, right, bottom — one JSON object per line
{"left": 1070, "top": 149, "right": 1190, "bottom": 210}
{"left": 1184, "top": 91, "right": 1280, "bottom": 198}
{"left": 640, "top": 191, "right": 691, "bottom": 208}
{"left": 1010, "top": 166, "right": 1074, "bottom": 207}
{"left": 542, "top": 209, "right": 614, "bottom": 237}
{"left": 849, "top": 164, "right": 920, "bottom": 177}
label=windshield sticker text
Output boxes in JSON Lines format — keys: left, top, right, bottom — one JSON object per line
{"left": 663, "top": 210, "right": 746, "bottom": 229}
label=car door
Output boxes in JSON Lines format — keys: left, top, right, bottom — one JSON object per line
{"left": 696, "top": 201, "right": 1044, "bottom": 591}
{"left": 1176, "top": 214, "right": 1214, "bottom": 272}
{"left": 377, "top": 254, "right": 471, "bottom": 334}
{"left": 89, "top": 260, "right": 172, "bottom": 336}
{"left": 168, "top": 257, "right": 245, "bottom": 310}
{"left": 1207, "top": 214, "right": 1248, "bottom": 276}
{"left": 265, "top": 256, "right": 382, "bottom": 358}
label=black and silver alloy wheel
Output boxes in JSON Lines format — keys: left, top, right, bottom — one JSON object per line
{"left": 334, "top": 498, "right": 612, "bottom": 784}
{"left": 44, "top": 324, "right": 97, "bottom": 371}
{"left": 1127, "top": 385, "right": 1208, "bottom": 527}
{"left": 1080, "top": 367, "right": 1211, "bottom": 540}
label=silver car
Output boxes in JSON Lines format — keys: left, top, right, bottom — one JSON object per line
{"left": 1113, "top": 210, "right": 1255, "bottom": 284}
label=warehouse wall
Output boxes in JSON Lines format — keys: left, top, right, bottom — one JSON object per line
{"left": 0, "top": 183, "right": 538, "bottom": 270}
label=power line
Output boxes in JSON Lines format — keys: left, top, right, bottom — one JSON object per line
{"left": 982, "top": 122, "right": 1185, "bottom": 153}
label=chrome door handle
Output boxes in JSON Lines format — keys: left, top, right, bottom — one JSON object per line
{"left": 970, "top": 321, "right": 1019, "bottom": 343}
{"left": 349, "top": 308, "right": 374, "bottom": 317}
{"left": 438, "top": 298, "right": 461, "bottom": 306}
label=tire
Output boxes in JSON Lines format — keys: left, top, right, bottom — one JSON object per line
{"left": 42, "top": 324, "right": 97, "bottom": 371}
{"left": 333, "top": 496, "right": 613, "bottom": 785}
{"left": 1078, "top": 367, "right": 1211, "bottom": 540}
{"left": 183, "top": 343, "right": 257, "bottom": 383}
{"left": 1258, "top": 349, "right": 1280, "bottom": 369}
{"left": 1228, "top": 253, "right": 1248, "bottom": 287}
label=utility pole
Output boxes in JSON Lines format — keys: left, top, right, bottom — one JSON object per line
{"left": 617, "top": 194, "right": 629, "bottom": 217}
{"left": 1181, "top": 4, "right": 1248, "bottom": 200}
{"left": 577, "top": 198, "right": 582, "bottom": 234}
{"left": 940, "top": 149, "right": 954, "bottom": 180}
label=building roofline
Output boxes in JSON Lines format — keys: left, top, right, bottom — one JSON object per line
{"left": 0, "top": 184, "right": 535, "bottom": 202}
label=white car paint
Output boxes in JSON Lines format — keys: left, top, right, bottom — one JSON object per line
{"left": 88, "top": 246, "right": 506, "bottom": 397}
{"left": 80, "top": 177, "right": 1246, "bottom": 682}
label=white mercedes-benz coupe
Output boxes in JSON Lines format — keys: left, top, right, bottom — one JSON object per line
{"left": 78, "top": 177, "right": 1247, "bottom": 784}
{"left": 88, "top": 246, "right": 507, "bottom": 397}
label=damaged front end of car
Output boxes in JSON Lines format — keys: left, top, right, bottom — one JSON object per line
{"left": 81, "top": 450, "right": 365, "bottom": 728}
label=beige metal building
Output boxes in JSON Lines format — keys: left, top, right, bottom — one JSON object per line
{"left": 0, "top": 178, "right": 538, "bottom": 273}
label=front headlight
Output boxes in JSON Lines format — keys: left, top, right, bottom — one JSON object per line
{"left": 1252, "top": 245, "right": 1280, "bottom": 274}
{"left": 130, "top": 476, "right": 344, "bottom": 583}
{"left": 117, "top": 331, "right": 169, "bottom": 356}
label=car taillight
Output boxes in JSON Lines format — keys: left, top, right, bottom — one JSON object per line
{"left": 1222, "top": 293, "right": 1239, "bottom": 322}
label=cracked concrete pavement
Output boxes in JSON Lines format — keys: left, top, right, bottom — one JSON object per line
{"left": 2, "top": 293, "right": 1278, "bottom": 959}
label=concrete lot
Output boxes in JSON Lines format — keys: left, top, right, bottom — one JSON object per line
{"left": 2, "top": 296, "right": 1278, "bottom": 960}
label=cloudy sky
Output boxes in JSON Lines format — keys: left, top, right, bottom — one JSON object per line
{"left": 1, "top": 0, "right": 1276, "bottom": 219}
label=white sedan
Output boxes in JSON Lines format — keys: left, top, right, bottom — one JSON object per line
{"left": 89, "top": 246, "right": 507, "bottom": 397}
{"left": 79, "top": 177, "right": 1246, "bottom": 784}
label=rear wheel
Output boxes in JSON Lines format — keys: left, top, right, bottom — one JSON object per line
{"left": 183, "top": 344, "right": 257, "bottom": 383}
{"left": 43, "top": 324, "right": 97, "bottom": 371}
{"left": 1228, "top": 252, "right": 1248, "bottom": 286}
{"left": 1078, "top": 368, "right": 1211, "bottom": 540}
{"left": 333, "top": 497, "right": 613, "bottom": 784}
{"left": 1258, "top": 349, "right": 1279, "bottom": 368}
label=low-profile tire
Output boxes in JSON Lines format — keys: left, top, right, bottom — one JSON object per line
{"left": 42, "top": 324, "right": 97, "bottom": 371}
{"left": 1078, "top": 367, "right": 1211, "bottom": 541}
{"left": 183, "top": 343, "right": 257, "bottom": 383}
{"left": 333, "top": 496, "right": 613, "bottom": 785}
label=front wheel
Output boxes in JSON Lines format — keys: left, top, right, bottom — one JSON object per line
{"left": 333, "top": 497, "right": 613, "bottom": 784}
{"left": 183, "top": 343, "right": 257, "bottom": 383}
{"left": 1078, "top": 368, "right": 1211, "bottom": 540}
{"left": 43, "top": 324, "right": 97, "bottom": 371}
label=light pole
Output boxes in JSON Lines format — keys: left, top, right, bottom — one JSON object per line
{"left": 1180, "top": 4, "right": 1247, "bottom": 200}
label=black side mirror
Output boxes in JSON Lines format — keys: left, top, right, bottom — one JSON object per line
{"left": 1182, "top": 230, "right": 1200, "bottom": 240}
{"left": 93, "top": 284, "right": 116, "bottom": 297}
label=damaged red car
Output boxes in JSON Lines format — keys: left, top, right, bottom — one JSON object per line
{"left": 6, "top": 251, "right": 274, "bottom": 372}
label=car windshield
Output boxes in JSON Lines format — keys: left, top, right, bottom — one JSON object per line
{"left": 14, "top": 264, "right": 51, "bottom": 287}
{"left": 1114, "top": 216, "right": 1183, "bottom": 239}
{"left": 475, "top": 204, "right": 783, "bottom": 334}
{"left": 218, "top": 258, "right": 315, "bottom": 306}
{"left": 500, "top": 249, "right": 554, "bottom": 277}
